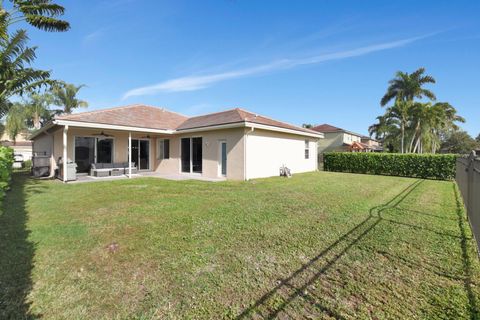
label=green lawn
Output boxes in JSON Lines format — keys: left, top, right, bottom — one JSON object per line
{"left": 1, "top": 171, "right": 479, "bottom": 319}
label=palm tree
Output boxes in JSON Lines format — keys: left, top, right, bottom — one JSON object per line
{"left": 380, "top": 67, "right": 436, "bottom": 106}
{"left": 5, "top": 102, "right": 25, "bottom": 144}
{"left": 25, "top": 92, "right": 54, "bottom": 129}
{"left": 1, "top": 0, "right": 70, "bottom": 33}
{"left": 0, "top": 29, "right": 54, "bottom": 117}
{"left": 52, "top": 83, "right": 88, "bottom": 114}
{"left": 384, "top": 100, "right": 412, "bottom": 153}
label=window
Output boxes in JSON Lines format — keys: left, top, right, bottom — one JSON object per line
{"left": 305, "top": 140, "right": 310, "bottom": 159}
{"left": 157, "top": 139, "right": 170, "bottom": 160}
{"left": 181, "top": 137, "right": 202, "bottom": 173}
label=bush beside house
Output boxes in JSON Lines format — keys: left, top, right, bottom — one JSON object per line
{"left": 324, "top": 152, "right": 456, "bottom": 180}
{"left": 0, "top": 146, "right": 14, "bottom": 198}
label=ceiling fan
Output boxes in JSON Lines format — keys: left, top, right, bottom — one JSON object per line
{"left": 93, "top": 131, "right": 113, "bottom": 138}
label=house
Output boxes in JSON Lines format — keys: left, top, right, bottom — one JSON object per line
{"left": 360, "top": 136, "right": 383, "bottom": 152}
{"left": 0, "top": 130, "right": 33, "bottom": 161}
{"left": 29, "top": 105, "right": 323, "bottom": 181}
{"left": 312, "top": 124, "right": 381, "bottom": 154}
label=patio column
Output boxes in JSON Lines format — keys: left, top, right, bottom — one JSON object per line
{"left": 62, "top": 125, "right": 68, "bottom": 183}
{"left": 128, "top": 131, "right": 132, "bottom": 178}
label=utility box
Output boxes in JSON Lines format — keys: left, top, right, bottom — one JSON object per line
{"left": 59, "top": 162, "right": 77, "bottom": 181}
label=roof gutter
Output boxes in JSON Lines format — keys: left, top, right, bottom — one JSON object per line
{"left": 30, "top": 119, "right": 324, "bottom": 140}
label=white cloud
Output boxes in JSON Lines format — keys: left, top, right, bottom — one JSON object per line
{"left": 122, "top": 35, "right": 427, "bottom": 99}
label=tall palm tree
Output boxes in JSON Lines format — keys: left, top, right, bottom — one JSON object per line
{"left": 25, "top": 92, "right": 53, "bottom": 129}
{"left": 380, "top": 67, "right": 436, "bottom": 106}
{"left": 0, "top": 29, "right": 53, "bottom": 117}
{"left": 52, "top": 83, "right": 88, "bottom": 114}
{"left": 5, "top": 102, "right": 25, "bottom": 144}
{"left": 384, "top": 100, "right": 412, "bottom": 153}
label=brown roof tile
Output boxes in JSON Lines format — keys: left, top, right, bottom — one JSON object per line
{"left": 312, "top": 123, "right": 343, "bottom": 133}
{"left": 55, "top": 105, "right": 318, "bottom": 136}
{"left": 56, "top": 104, "right": 188, "bottom": 130}
{"left": 177, "top": 108, "right": 319, "bottom": 134}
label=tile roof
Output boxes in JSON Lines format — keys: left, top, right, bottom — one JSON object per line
{"left": 55, "top": 105, "right": 319, "bottom": 135}
{"left": 56, "top": 104, "right": 188, "bottom": 130}
{"left": 177, "top": 108, "right": 319, "bottom": 134}
{"left": 312, "top": 123, "right": 344, "bottom": 133}
{"left": 312, "top": 123, "right": 365, "bottom": 137}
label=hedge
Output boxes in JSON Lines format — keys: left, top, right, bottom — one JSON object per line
{"left": 323, "top": 152, "right": 457, "bottom": 180}
{"left": 0, "top": 146, "right": 14, "bottom": 198}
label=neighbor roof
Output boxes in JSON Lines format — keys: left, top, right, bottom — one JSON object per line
{"left": 177, "top": 108, "right": 319, "bottom": 135}
{"left": 56, "top": 104, "right": 188, "bottom": 130}
{"left": 312, "top": 123, "right": 364, "bottom": 137}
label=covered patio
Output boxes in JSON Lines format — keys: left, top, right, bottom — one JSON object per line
{"left": 69, "top": 171, "right": 226, "bottom": 183}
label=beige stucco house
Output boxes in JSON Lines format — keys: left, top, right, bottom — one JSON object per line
{"left": 312, "top": 124, "right": 382, "bottom": 154}
{"left": 30, "top": 105, "right": 323, "bottom": 182}
{"left": 1, "top": 130, "right": 33, "bottom": 161}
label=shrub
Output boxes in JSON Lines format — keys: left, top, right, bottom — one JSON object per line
{"left": 323, "top": 152, "right": 457, "bottom": 180}
{"left": 0, "top": 146, "right": 14, "bottom": 197}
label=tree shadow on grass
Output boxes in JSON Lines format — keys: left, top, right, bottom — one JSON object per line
{"left": 453, "top": 184, "right": 480, "bottom": 320}
{"left": 0, "top": 172, "right": 45, "bottom": 319}
{"left": 236, "top": 179, "right": 424, "bottom": 319}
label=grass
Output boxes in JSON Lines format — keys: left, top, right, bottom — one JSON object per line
{"left": 1, "top": 171, "right": 479, "bottom": 319}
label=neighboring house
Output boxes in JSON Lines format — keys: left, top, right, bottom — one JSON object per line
{"left": 0, "top": 130, "right": 33, "bottom": 161}
{"left": 312, "top": 124, "right": 382, "bottom": 154}
{"left": 30, "top": 105, "right": 323, "bottom": 181}
{"left": 360, "top": 136, "right": 383, "bottom": 152}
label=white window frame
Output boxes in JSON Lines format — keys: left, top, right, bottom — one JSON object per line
{"left": 305, "top": 139, "right": 310, "bottom": 159}
{"left": 157, "top": 138, "right": 170, "bottom": 160}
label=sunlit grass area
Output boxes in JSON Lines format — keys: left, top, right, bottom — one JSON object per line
{"left": 1, "top": 171, "right": 479, "bottom": 319}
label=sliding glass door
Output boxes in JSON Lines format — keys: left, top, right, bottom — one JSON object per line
{"left": 75, "top": 137, "right": 95, "bottom": 173}
{"left": 181, "top": 138, "right": 190, "bottom": 173}
{"left": 131, "top": 139, "right": 150, "bottom": 170}
{"left": 74, "top": 137, "right": 114, "bottom": 173}
{"left": 181, "top": 137, "right": 202, "bottom": 173}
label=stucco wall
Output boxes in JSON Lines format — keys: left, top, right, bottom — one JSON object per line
{"left": 43, "top": 126, "right": 245, "bottom": 180}
{"left": 245, "top": 129, "right": 318, "bottom": 179}
{"left": 317, "top": 132, "right": 345, "bottom": 153}
{"left": 154, "top": 128, "right": 245, "bottom": 180}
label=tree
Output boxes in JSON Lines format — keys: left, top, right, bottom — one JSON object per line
{"left": 24, "top": 91, "right": 54, "bottom": 128}
{"left": 0, "top": 29, "right": 53, "bottom": 117}
{"left": 0, "top": 0, "right": 69, "bottom": 117}
{"left": 384, "top": 100, "right": 412, "bottom": 153}
{"left": 440, "top": 130, "right": 479, "bottom": 154}
{"left": 5, "top": 102, "right": 25, "bottom": 144}
{"left": 52, "top": 83, "right": 88, "bottom": 114}
{"left": 302, "top": 123, "right": 313, "bottom": 129}
{"left": 1, "top": 0, "right": 70, "bottom": 33}
{"left": 476, "top": 134, "right": 480, "bottom": 143}
{"left": 380, "top": 67, "right": 436, "bottom": 106}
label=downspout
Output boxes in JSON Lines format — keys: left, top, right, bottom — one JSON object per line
{"left": 244, "top": 126, "right": 254, "bottom": 181}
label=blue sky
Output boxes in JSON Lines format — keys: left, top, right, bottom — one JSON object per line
{"left": 25, "top": 0, "right": 480, "bottom": 136}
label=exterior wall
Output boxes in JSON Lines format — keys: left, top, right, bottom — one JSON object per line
{"left": 342, "top": 133, "right": 361, "bottom": 144}
{"left": 44, "top": 126, "right": 245, "bottom": 180}
{"left": 153, "top": 128, "right": 245, "bottom": 180}
{"left": 51, "top": 127, "right": 156, "bottom": 173}
{"left": 317, "top": 132, "right": 345, "bottom": 153}
{"left": 317, "top": 132, "right": 363, "bottom": 154}
{"left": 36, "top": 125, "right": 315, "bottom": 181}
{"left": 245, "top": 129, "right": 318, "bottom": 179}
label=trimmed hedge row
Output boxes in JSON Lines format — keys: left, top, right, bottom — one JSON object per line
{"left": 323, "top": 152, "right": 457, "bottom": 180}
{"left": 0, "top": 146, "right": 14, "bottom": 198}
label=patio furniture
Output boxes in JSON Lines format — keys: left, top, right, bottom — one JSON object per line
{"left": 90, "top": 162, "right": 137, "bottom": 177}
{"left": 93, "top": 168, "right": 110, "bottom": 177}
{"left": 110, "top": 168, "right": 122, "bottom": 176}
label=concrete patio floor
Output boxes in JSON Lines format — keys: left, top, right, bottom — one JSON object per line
{"left": 60, "top": 171, "right": 227, "bottom": 183}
